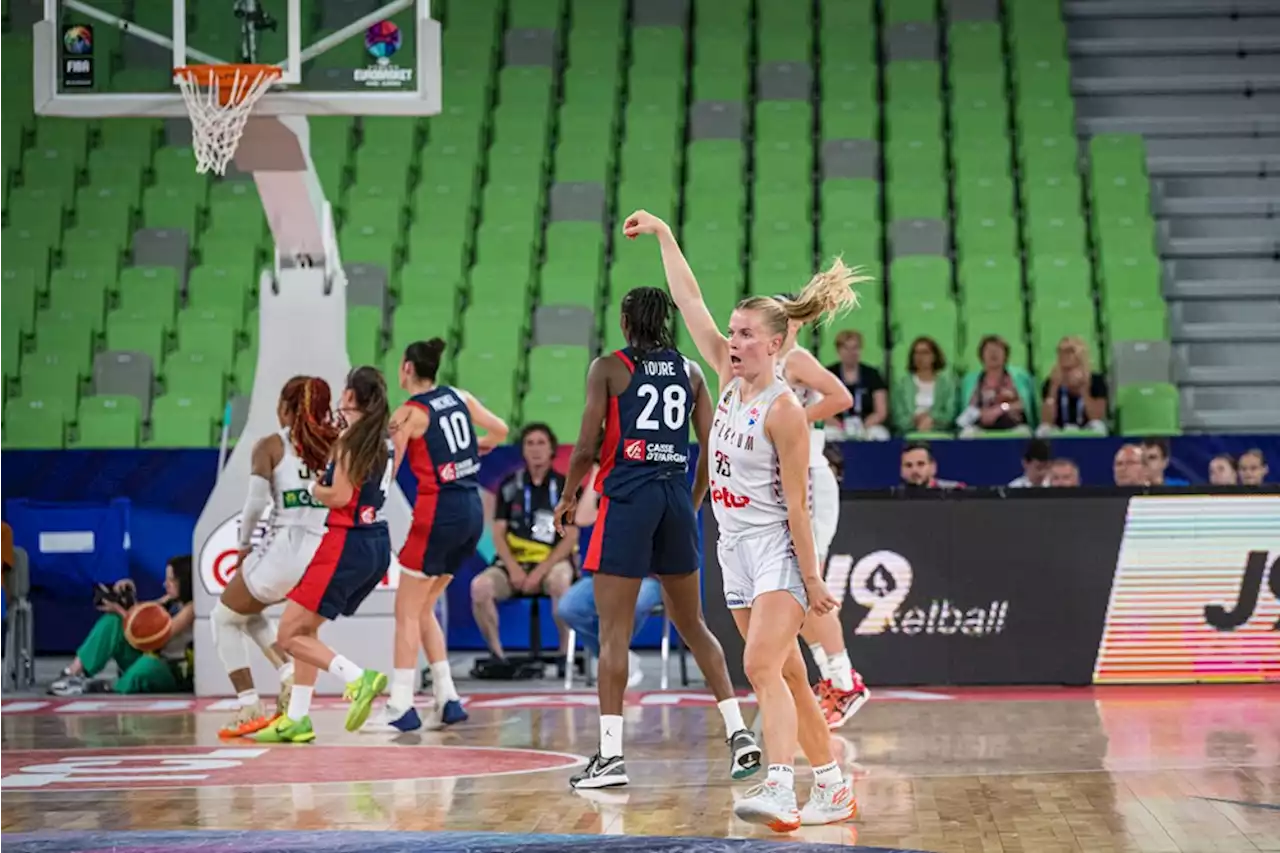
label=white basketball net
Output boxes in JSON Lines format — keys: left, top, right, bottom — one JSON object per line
{"left": 175, "top": 66, "right": 279, "bottom": 176}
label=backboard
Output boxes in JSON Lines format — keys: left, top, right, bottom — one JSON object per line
{"left": 35, "top": 0, "right": 441, "bottom": 117}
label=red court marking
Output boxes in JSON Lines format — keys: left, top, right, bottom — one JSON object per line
{"left": 0, "top": 744, "right": 585, "bottom": 791}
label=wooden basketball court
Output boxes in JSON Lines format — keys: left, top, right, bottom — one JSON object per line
{"left": 3, "top": 684, "right": 1278, "bottom": 852}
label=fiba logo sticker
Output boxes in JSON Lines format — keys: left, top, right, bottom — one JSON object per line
{"left": 198, "top": 514, "right": 401, "bottom": 595}
{"left": 354, "top": 20, "right": 413, "bottom": 89}
{"left": 826, "top": 549, "right": 1009, "bottom": 636}
{"left": 61, "top": 25, "right": 94, "bottom": 88}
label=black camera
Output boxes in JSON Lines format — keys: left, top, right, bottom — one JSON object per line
{"left": 93, "top": 582, "right": 136, "bottom": 611}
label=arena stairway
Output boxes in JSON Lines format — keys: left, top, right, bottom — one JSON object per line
{"left": 1065, "top": 0, "right": 1280, "bottom": 433}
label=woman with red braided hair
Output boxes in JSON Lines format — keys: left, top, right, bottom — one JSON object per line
{"left": 212, "top": 376, "right": 341, "bottom": 738}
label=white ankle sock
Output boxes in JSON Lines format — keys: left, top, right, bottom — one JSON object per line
{"left": 808, "top": 643, "right": 830, "bottom": 680}
{"left": 717, "top": 697, "right": 746, "bottom": 734}
{"left": 767, "top": 764, "right": 795, "bottom": 789}
{"left": 599, "top": 714, "right": 624, "bottom": 759}
{"left": 237, "top": 689, "right": 259, "bottom": 708}
{"left": 813, "top": 760, "right": 843, "bottom": 787}
{"left": 389, "top": 668, "right": 415, "bottom": 710}
{"left": 430, "top": 660, "right": 459, "bottom": 703}
{"left": 287, "top": 685, "right": 313, "bottom": 721}
{"left": 328, "top": 655, "right": 364, "bottom": 683}
{"left": 828, "top": 651, "right": 854, "bottom": 691}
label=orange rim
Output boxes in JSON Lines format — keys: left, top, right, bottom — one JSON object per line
{"left": 174, "top": 63, "right": 282, "bottom": 105}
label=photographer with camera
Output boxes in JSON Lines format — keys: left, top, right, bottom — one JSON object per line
{"left": 48, "top": 556, "right": 196, "bottom": 696}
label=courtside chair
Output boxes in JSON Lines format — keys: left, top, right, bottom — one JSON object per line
{"left": 563, "top": 603, "right": 689, "bottom": 691}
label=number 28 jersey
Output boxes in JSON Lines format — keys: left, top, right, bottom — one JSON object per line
{"left": 597, "top": 347, "right": 692, "bottom": 499}
{"left": 405, "top": 386, "right": 481, "bottom": 498}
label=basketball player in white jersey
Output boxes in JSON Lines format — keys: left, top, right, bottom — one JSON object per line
{"left": 776, "top": 310, "right": 872, "bottom": 728}
{"left": 624, "top": 209, "right": 867, "bottom": 831}
{"left": 211, "top": 376, "right": 339, "bottom": 738}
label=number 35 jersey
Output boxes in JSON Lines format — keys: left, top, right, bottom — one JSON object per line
{"left": 597, "top": 347, "right": 692, "bottom": 500}
{"left": 707, "top": 376, "right": 793, "bottom": 539}
{"left": 406, "top": 386, "right": 481, "bottom": 498}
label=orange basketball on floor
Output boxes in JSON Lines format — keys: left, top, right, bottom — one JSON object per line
{"left": 124, "top": 602, "right": 172, "bottom": 652}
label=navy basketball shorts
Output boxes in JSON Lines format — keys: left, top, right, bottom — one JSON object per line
{"left": 584, "top": 479, "right": 700, "bottom": 579}
{"left": 289, "top": 525, "right": 392, "bottom": 620}
{"left": 398, "top": 491, "right": 483, "bottom": 578}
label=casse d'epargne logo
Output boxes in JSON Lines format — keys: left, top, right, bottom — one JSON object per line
{"left": 826, "top": 549, "right": 1010, "bottom": 637}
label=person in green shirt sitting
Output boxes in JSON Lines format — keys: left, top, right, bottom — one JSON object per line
{"left": 891, "top": 335, "right": 958, "bottom": 435}
{"left": 957, "top": 335, "right": 1038, "bottom": 437}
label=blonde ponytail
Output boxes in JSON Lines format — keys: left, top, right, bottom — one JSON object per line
{"left": 782, "top": 257, "right": 868, "bottom": 326}
{"left": 738, "top": 257, "right": 872, "bottom": 337}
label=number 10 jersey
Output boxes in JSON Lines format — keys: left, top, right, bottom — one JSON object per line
{"left": 406, "top": 386, "right": 481, "bottom": 497}
{"left": 596, "top": 347, "right": 692, "bottom": 500}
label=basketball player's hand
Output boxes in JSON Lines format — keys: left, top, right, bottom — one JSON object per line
{"left": 804, "top": 576, "right": 839, "bottom": 617}
{"left": 622, "top": 210, "right": 669, "bottom": 240}
{"left": 553, "top": 495, "right": 577, "bottom": 537}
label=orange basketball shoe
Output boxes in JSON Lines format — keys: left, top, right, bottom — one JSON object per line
{"left": 819, "top": 672, "right": 871, "bottom": 730}
{"left": 219, "top": 700, "right": 278, "bottom": 738}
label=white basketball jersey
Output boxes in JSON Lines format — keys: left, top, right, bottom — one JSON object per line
{"left": 269, "top": 428, "right": 328, "bottom": 531}
{"left": 779, "top": 352, "right": 827, "bottom": 467}
{"left": 708, "top": 377, "right": 793, "bottom": 538}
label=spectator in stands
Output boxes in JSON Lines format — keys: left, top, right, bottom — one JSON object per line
{"left": 1049, "top": 458, "right": 1081, "bottom": 487}
{"left": 899, "top": 441, "right": 963, "bottom": 489}
{"left": 49, "top": 556, "right": 195, "bottom": 696}
{"left": 1142, "top": 437, "right": 1189, "bottom": 486}
{"left": 1113, "top": 445, "right": 1147, "bottom": 487}
{"left": 556, "top": 463, "right": 661, "bottom": 688}
{"left": 956, "top": 335, "right": 1037, "bottom": 437}
{"left": 1208, "top": 454, "right": 1239, "bottom": 486}
{"left": 826, "top": 329, "right": 889, "bottom": 440}
{"left": 1239, "top": 449, "right": 1270, "bottom": 487}
{"left": 1039, "top": 336, "right": 1108, "bottom": 435}
{"left": 891, "top": 335, "right": 958, "bottom": 435}
{"left": 470, "top": 423, "right": 577, "bottom": 665}
{"left": 1008, "top": 438, "right": 1052, "bottom": 487}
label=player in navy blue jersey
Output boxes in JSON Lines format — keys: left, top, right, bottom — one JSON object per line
{"left": 365, "top": 338, "right": 509, "bottom": 734}
{"left": 255, "top": 367, "right": 394, "bottom": 744}
{"left": 553, "top": 286, "right": 762, "bottom": 790}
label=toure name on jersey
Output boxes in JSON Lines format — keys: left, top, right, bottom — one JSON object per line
{"left": 640, "top": 360, "right": 678, "bottom": 377}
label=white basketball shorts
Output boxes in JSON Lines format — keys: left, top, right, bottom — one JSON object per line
{"left": 810, "top": 461, "right": 840, "bottom": 566}
{"left": 718, "top": 523, "right": 807, "bottom": 612}
{"left": 239, "top": 526, "right": 324, "bottom": 604}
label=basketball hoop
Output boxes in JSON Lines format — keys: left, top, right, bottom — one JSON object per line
{"left": 174, "top": 64, "right": 282, "bottom": 176}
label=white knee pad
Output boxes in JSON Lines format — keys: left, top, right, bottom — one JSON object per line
{"left": 242, "top": 612, "right": 278, "bottom": 657}
{"left": 211, "top": 602, "right": 252, "bottom": 673}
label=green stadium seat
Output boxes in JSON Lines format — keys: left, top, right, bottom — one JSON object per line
{"left": 1117, "top": 383, "right": 1180, "bottom": 436}
{"left": 162, "top": 350, "right": 226, "bottom": 403}
{"left": 117, "top": 266, "right": 179, "bottom": 323}
{"left": 18, "top": 355, "right": 81, "bottom": 417}
{"left": 175, "top": 310, "right": 239, "bottom": 366}
{"left": 105, "top": 310, "right": 168, "bottom": 365}
{"left": 524, "top": 345, "right": 591, "bottom": 440}
{"left": 1029, "top": 254, "right": 1092, "bottom": 303}
{"left": 74, "top": 395, "right": 142, "bottom": 448}
{"left": 147, "top": 394, "right": 216, "bottom": 447}
{"left": 347, "top": 306, "right": 384, "bottom": 366}
{"left": 187, "top": 264, "right": 254, "bottom": 315}
{"left": 46, "top": 267, "right": 111, "bottom": 316}
{"left": 890, "top": 256, "right": 951, "bottom": 310}
{"left": 2, "top": 397, "right": 66, "bottom": 449}
{"left": 33, "top": 308, "right": 99, "bottom": 374}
